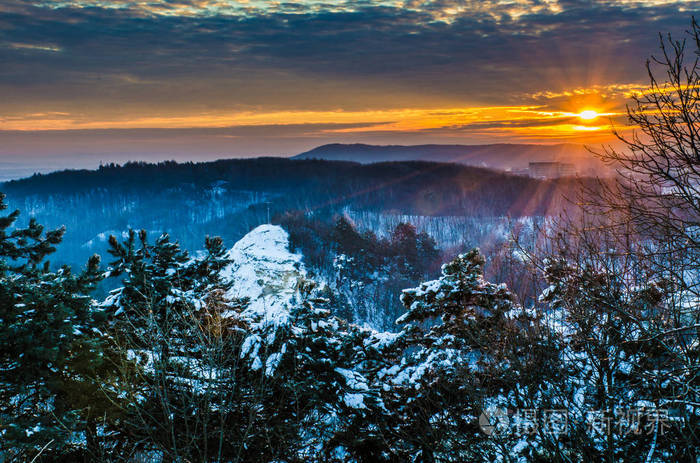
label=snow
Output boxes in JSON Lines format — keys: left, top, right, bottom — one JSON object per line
{"left": 342, "top": 393, "right": 366, "bottom": 409}
{"left": 221, "top": 224, "right": 304, "bottom": 324}
{"left": 220, "top": 225, "right": 307, "bottom": 373}
{"left": 240, "top": 334, "right": 261, "bottom": 359}
{"left": 335, "top": 367, "right": 369, "bottom": 391}
{"left": 363, "top": 331, "right": 402, "bottom": 350}
{"left": 265, "top": 351, "right": 283, "bottom": 376}
{"left": 335, "top": 367, "right": 371, "bottom": 409}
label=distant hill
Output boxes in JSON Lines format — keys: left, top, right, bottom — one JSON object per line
{"left": 293, "top": 143, "right": 603, "bottom": 175}
{"left": 2, "top": 157, "right": 591, "bottom": 269}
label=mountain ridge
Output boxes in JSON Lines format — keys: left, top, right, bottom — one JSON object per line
{"left": 293, "top": 142, "right": 602, "bottom": 173}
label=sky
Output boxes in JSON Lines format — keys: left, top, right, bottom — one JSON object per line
{"left": 0, "top": 0, "right": 698, "bottom": 177}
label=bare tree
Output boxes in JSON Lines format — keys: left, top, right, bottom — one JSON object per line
{"left": 509, "top": 22, "right": 700, "bottom": 457}
{"left": 590, "top": 18, "right": 700, "bottom": 297}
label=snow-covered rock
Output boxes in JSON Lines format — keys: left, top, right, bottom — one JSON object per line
{"left": 222, "top": 224, "right": 305, "bottom": 320}
{"left": 221, "top": 224, "right": 307, "bottom": 373}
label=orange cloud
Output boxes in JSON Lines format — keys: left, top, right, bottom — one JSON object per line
{"left": 2, "top": 78, "right": 643, "bottom": 143}
{"left": 0, "top": 103, "right": 627, "bottom": 142}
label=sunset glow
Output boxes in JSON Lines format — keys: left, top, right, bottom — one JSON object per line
{"left": 0, "top": 0, "right": 694, "bottom": 170}
{"left": 0, "top": 104, "right": 624, "bottom": 140}
{"left": 4, "top": 1, "right": 699, "bottom": 457}
{"left": 578, "top": 110, "right": 599, "bottom": 120}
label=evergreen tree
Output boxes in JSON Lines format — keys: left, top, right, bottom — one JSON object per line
{"left": 103, "top": 230, "right": 239, "bottom": 461}
{"left": 332, "top": 216, "right": 367, "bottom": 256}
{"left": 390, "top": 223, "right": 419, "bottom": 278}
{"left": 538, "top": 257, "right": 696, "bottom": 461}
{"left": 416, "top": 230, "right": 441, "bottom": 275}
{"left": 382, "top": 249, "right": 551, "bottom": 461}
{"left": 0, "top": 193, "right": 105, "bottom": 459}
{"left": 233, "top": 277, "right": 387, "bottom": 462}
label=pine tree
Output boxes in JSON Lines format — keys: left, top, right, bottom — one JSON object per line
{"left": 332, "top": 216, "right": 367, "bottom": 256}
{"left": 381, "top": 249, "right": 550, "bottom": 461}
{"left": 0, "top": 193, "right": 105, "bottom": 459}
{"left": 234, "top": 277, "right": 385, "bottom": 461}
{"left": 416, "top": 230, "right": 440, "bottom": 274}
{"left": 391, "top": 222, "right": 420, "bottom": 278}
{"left": 103, "top": 230, "right": 239, "bottom": 461}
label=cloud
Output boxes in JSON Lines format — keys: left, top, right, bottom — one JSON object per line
{"left": 7, "top": 42, "right": 63, "bottom": 52}
{"left": 2, "top": 1, "right": 693, "bottom": 100}
{"left": 0, "top": 0, "right": 695, "bottom": 162}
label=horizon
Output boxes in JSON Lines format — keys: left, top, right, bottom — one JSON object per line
{"left": 0, "top": 140, "right": 597, "bottom": 182}
{"left": 2, "top": 1, "right": 695, "bottom": 176}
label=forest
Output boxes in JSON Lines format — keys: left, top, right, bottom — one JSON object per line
{"left": 2, "top": 20, "right": 700, "bottom": 463}
{"left": 0, "top": 157, "right": 566, "bottom": 328}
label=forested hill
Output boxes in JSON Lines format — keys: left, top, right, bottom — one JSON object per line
{"left": 293, "top": 143, "right": 603, "bottom": 174}
{"left": 3, "top": 157, "right": 577, "bottom": 217}
{"left": 1, "top": 157, "right": 583, "bottom": 269}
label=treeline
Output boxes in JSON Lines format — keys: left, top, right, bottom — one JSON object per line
{"left": 279, "top": 212, "right": 444, "bottom": 329}
{"left": 280, "top": 212, "right": 441, "bottom": 275}
{"left": 0, "top": 158, "right": 583, "bottom": 282}
{"left": 4, "top": 158, "right": 581, "bottom": 218}
{"left": 4, "top": 19, "right": 700, "bottom": 462}
{"left": 278, "top": 211, "right": 545, "bottom": 329}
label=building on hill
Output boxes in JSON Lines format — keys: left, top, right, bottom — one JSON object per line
{"left": 528, "top": 161, "right": 576, "bottom": 179}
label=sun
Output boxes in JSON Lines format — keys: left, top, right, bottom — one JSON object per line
{"left": 578, "top": 110, "right": 599, "bottom": 120}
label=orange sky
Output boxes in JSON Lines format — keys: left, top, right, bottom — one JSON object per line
{"left": 0, "top": 89, "right": 635, "bottom": 142}
{"left": 1, "top": 0, "right": 694, "bottom": 176}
